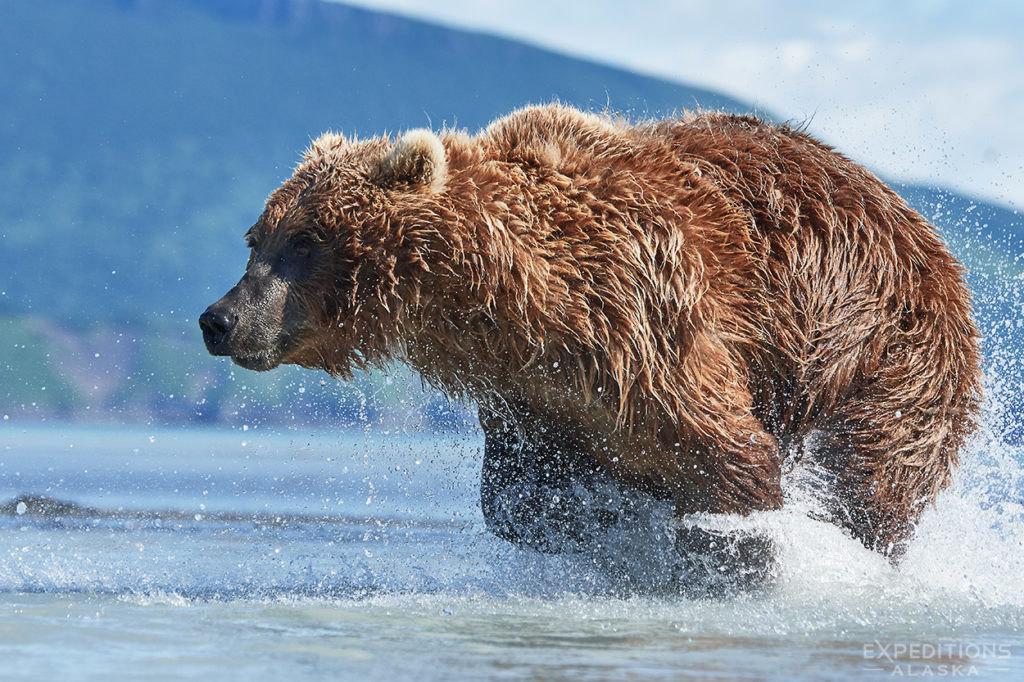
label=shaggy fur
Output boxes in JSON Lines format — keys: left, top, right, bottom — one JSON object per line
{"left": 232, "top": 104, "right": 981, "bottom": 559}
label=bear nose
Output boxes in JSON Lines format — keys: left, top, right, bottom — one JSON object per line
{"left": 199, "top": 307, "right": 238, "bottom": 354}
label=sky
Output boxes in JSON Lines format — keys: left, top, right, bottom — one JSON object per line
{"left": 339, "top": 0, "right": 1023, "bottom": 211}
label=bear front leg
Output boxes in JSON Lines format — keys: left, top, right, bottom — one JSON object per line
{"left": 675, "top": 521, "right": 777, "bottom": 597}
{"left": 672, "top": 414, "right": 784, "bottom": 597}
{"left": 478, "top": 407, "right": 644, "bottom": 553}
{"left": 478, "top": 409, "right": 536, "bottom": 546}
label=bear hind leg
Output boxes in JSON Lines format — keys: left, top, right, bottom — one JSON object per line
{"left": 814, "top": 376, "right": 975, "bottom": 561}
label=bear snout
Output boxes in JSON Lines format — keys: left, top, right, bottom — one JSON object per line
{"left": 199, "top": 305, "right": 238, "bottom": 355}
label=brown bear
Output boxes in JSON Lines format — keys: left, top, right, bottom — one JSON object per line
{"left": 200, "top": 104, "right": 981, "bottom": 588}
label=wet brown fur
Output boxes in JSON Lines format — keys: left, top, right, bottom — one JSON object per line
{"left": 252, "top": 104, "right": 981, "bottom": 558}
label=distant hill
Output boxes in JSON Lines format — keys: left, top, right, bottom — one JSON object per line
{"left": 0, "top": 0, "right": 750, "bottom": 324}
{"left": 0, "top": 0, "right": 1021, "bottom": 428}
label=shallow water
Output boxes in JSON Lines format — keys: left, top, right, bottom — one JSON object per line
{"left": 1, "top": 424, "right": 1022, "bottom": 680}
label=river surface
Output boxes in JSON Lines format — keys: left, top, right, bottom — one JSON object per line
{"left": 1, "top": 423, "right": 1022, "bottom": 680}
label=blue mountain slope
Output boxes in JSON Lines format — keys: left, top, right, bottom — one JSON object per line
{"left": 0, "top": 0, "right": 750, "bottom": 323}
{"left": 0, "top": 0, "right": 1019, "bottom": 424}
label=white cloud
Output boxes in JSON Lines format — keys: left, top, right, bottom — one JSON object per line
{"left": 340, "top": 0, "right": 1024, "bottom": 208}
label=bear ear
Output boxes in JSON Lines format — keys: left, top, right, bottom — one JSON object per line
{"left": 304, "top": 131, "right": 346, "bottom": 161}
{"left": 374, "top": 129, "right": 447, "bottom": 193}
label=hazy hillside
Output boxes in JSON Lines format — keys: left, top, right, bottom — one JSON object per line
{"left": 0, "top": 0, "right": 750, "bottom": 323}
{"left": 0, "top": 0, "right": 1020, "bottom": 427}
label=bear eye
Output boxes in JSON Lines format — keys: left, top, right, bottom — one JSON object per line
{"left": 291, "top": 235, "right": 315, "bottom": 257}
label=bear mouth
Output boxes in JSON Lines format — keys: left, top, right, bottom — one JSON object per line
{"left": 218, "top": 319, "right": 308, "bottom": 372}
{"left": 230, "top": 352, "right": 283, "bottom": 372}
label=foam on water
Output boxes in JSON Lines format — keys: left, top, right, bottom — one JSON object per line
{"left": 4, "top": 424, "right": 1021, "bottom": 639}
{"left": 2, "top": 413, "right": 1022, "bottom": 678}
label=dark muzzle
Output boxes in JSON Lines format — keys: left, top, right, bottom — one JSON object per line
{"left": 199, "top": 304, "right": 238, "bottom": 355}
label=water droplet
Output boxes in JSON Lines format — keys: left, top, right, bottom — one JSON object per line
{"left": 16, "top": 501, "right": 27, "bottom": 515}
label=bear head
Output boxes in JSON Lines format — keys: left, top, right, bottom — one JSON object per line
{"left": 199, "top": 129, "right": 448, "bottom": 375}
